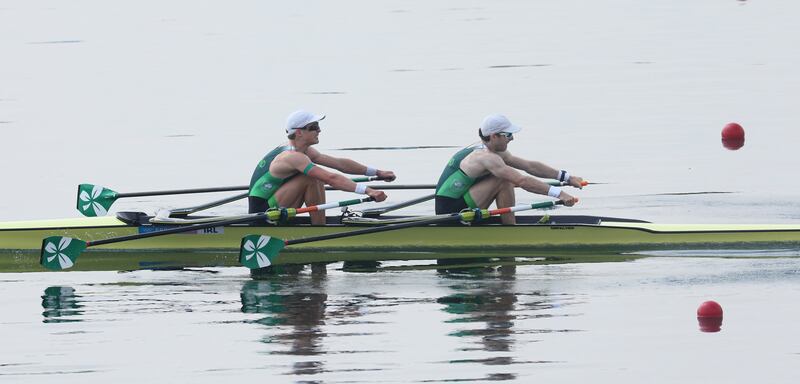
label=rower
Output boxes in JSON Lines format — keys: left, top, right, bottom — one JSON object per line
{"left": 434, "top": 114, "right": 582, "bottom": 225}
{"left": 248, "top": 110, "right": 396, "bottom": 225}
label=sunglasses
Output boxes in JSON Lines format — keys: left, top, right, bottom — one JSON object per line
{"left": 298, "top": 122, "right": 320, "bottom": 132}
{"left": 496, "top": 132, "right": 513, "bottom": 139}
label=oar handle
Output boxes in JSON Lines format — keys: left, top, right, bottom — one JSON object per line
{"left": 348, "top": 176, "right": 392, "bottom": 183}
{"left": 548, "top": 180, "right": 589, "bottom": 187}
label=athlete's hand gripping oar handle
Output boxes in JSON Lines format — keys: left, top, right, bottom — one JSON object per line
{"left": 548, "top": 180, "right": 589, "bottom": 188}
{"left": 76, "top": 177, "right": 391, "bottom": 217}
{"left": 238, "top": 200, "right": 570, "bottom": 269}
{"left": 43, "top": 197, "right": 376, "bottom": 271}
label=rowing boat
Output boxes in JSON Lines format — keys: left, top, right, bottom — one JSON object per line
{"left": 2, "top": 211, "right": 800, "bottom": 272}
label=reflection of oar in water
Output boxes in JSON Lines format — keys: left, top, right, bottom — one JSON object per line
{"left": 40, "top": 197, "right": 375, "bottom": 271}
{"left": 238, "top": 199, "right": 571, "bottom": 269}
{"left": 76, "top": 176, "right": 403, "bottom": 217}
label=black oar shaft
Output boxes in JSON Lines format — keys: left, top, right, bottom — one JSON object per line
{"left": 87, "top": 214, "right": 266, "bottom": 247}
{"left": 362, "top": 194, "right": 435, "bottom": 216}
{"left": 114, "top": 181, "right": 432, "bottom": 198}
{"left": 88, "top": 196, "right": 376, "bottom": 247}
{"left": 117, "top": 186, "right": 248, "bottom": 198}
{"left": 364, "top": 184, "right": 434, "bottom": 190}
{"left": 170, "top": 192, "right": 249, "bottom": 216}
{"left": 285, "top": 214, "right": 460, "bottom": 246}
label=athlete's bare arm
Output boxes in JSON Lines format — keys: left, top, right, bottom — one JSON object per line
{"left": 475, "top": 152, "right": 579, "bottom": 206}
{"left": 280, "top": 151, "right": 387, "bottom": 202}
{"left": 503, "top": 152, "right": 584, "bottom": 189}
{"left": 308, "top": 147, "right": 396, "bottom": 181}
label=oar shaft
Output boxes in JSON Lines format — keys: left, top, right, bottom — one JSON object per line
{"left": 295, "top": 197, "right": 372, "bottom": 214}
{"left": 113, "top": 176, "right": 394, "bottom": 198}
{"left": 286, "top": 214, "right": 459, "bottom": 246}
{"left": 89, "top": 197, "right": 374, "bottom": 247}
{"left": 117, "top": 186, "right": 247, "bottom": 198}
{"left": 362, "top": 194, "right": 436, "bottom": 216}
{"left": 285, "top": 200, "right": 565, "bottom": 247}
{"left": 355, "top": 184, "right": 435, "bottom": 190}
{"left": 169, "top": 192, "right": 249, "bottom": 216}
{"left": 489, "top": 201, "right": 562, "bottom": 216}
{"left": 88, "top": 214, "right": 265, "bottom": 247}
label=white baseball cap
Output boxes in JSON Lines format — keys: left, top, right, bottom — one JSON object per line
{"left": 286, "top": 110, "right": 326, "bottom": 134}
{"left": 480, "top": 114, "right": 522, "bottom": 136}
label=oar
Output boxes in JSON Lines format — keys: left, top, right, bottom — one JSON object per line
{"left": 238, "top": 199, "right": 570, "bottom": 269}
{"left": 77, "top": 179, "right": 590, "bottom": 217}
{"left": 360, "top": 194, "right": 436, "bottom": 217}
{"left": 41, "top": 197, "right": 375, "bottom": 271}
{"left": 76, "top": 176, "right": 397, "bottom": 217}
{"left": 356, "top": 180, "right": 588, "bottom": 217}
{"left": 169, "top": 182, "right": 437, "bottom": 217}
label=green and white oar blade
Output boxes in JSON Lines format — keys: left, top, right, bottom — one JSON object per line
{"left": 40, "top": 236, "right": 87, "bottom": 270}
{"left": 76, "top": 184, "right": 118, "bottom": 217}
{"left": 239, "top": 235, "right": 285, "bottom": 269}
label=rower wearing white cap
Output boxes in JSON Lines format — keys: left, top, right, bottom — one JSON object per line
{"left": 434, "top": 114, "right": 582, "bottom": 224}
{"left": 248, "top": 110, "right": 396, "bottom": 224}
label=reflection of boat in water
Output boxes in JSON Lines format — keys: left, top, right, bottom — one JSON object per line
{"left": 240, "top": 276, "right": 328, "bottom": 376}
{"left": 439, "top": 275, "right": 518, "bottom": 353}
{"left": 41, "top": 286, "right": 83, "bottom": 323}
{"left": 436, "top": 267, "right": 581, "bottom": 378}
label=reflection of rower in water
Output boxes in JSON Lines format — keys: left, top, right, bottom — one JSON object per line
{"left": 41, "top": 286, "right": 84, "bottom": 323}
{"left": 436, "top": 268, "right": 519, "bottom": 377}
{"left": 240, "top": 273, "right": 328, "bottom": 376}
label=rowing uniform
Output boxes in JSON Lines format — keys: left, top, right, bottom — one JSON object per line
{"left": 434, "top": 144, "right": 484, "bottom": 214}
{"left": 248, "top": 145, "right": 315, "bottom": 213}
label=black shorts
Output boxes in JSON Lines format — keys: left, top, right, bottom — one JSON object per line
{"left": 248, "top": 196, "right": 270, "bottom": 214}
{"left": 435, "top": 195, "right": 468, "bottom": 214}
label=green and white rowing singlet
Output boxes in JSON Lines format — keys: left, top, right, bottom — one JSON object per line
{"left": 434, "top": 144, "right": 484, "bottom": 208}
{"left": 249, "top": 145, "right": 315, "bottom": 207}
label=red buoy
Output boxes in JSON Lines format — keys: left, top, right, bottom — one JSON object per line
{"left": 697, "top": 300, "right": 723, "bottom": 317}
{"left": 721, "top": 122, "right": 745, "bottom": 140}
{"left": 721, "top": 123, "right": 745, "bottom": 150}
{"left": 697, "top": 300, "right": 723, "bottom": 332}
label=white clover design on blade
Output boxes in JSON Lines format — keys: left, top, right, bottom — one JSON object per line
{"left": 243, "top": 236, "right": 271, "bottom": 268}
{"left": 44, "top": 237, "right": 75, "bottom": 269}
{"left": 79, "top": 185, "right": 108, "bottom": 216}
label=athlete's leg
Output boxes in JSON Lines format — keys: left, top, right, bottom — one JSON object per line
{"left": 307, "top": 177, "right": 326, "bottom": 225}
{"left": 273, "top": 175, "right": 326, "bottom": 225}
{"left": 467, "top": 176, "right": 516, "bottom": 224}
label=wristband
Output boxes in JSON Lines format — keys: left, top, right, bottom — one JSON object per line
{"left": 558, "top": 170, "right": 570, "bottom": 182}
{"left": 365, "top": 166, "right": 378, "bottom": 176}
{"left": 355, "top": 184, "right": 368, "bottom": 194}
{"left": 547, "top": 186, "right": 562, "bottom": 198}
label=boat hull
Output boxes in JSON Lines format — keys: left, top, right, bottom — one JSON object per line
{"left": 2, "top": 216, "right": 800, "bottom": 272}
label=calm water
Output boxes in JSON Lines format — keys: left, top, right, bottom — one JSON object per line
{"left": 2, "top": 0, "right": 800, "bottom": 382}
{"left": 2, "top": 258, "right": 799, "bottom": 383}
